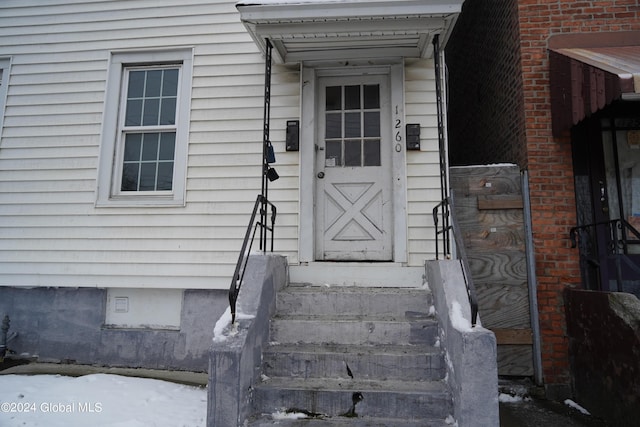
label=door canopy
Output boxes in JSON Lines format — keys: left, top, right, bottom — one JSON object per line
{"left": 549, "top": 31, "right": 640, "bottom": 136}
{"left": 236, "top": 0, "right": 464, "bottom": 63}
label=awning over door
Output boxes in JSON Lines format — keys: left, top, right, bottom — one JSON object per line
{"left": 549, "top": 32, "right": 640, "bottom": 136}
{"left": 236, "top": 0, "right": 464, "bottom": 63}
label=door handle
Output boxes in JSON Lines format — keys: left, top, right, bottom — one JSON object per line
{"left": 317, "top": 171, "right": 325, "bottom": 179}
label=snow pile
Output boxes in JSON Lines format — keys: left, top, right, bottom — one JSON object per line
{"left": 212, "top": 307, "right": 255, "bottom": 343}
{"left": 0, "top": 374, "right": 206, "bottom": 427}
{"left": 499, "top": 393, "right": 528, "bottom": 403}
{"left": 564, "top": 399, "right": 591, "bottom": 415}
{"left": 271, "top": 410, "right": 309, "bottom": 420}
{"left": 450, "top": 300, "right": 472, "bottom": 331}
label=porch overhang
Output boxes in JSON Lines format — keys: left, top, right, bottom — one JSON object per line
{"left": 549, "top": 32, "right": 640, "bottom": 136}
{"left": 236, "top": 0, "right": 464, "bottom": 64}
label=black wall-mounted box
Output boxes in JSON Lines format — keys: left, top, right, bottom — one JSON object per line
{"left": 406, "top": 123, "right": 420, "bottom": 150}
{"left": 286, "top": 120, "right": 299, "bottom": 151}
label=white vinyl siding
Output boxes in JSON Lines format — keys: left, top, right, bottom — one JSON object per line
{"left": 0, "top": 0, "right": 298, "bottom": 289}
{"left": 405, "top": 58, "right": 442, "bottom": 266}
{"left": 0, "top": 0, "right": 441, "bottom": 288}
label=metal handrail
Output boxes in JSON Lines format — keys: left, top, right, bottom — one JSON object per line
{"left": 433, "top": 196, "right": 479, "bottom": 327}
{"left": 228, "top": 194, "right": 276, "bottom": 324}
{"left": 570, "top": 218, "right": 640, "bottom": 293}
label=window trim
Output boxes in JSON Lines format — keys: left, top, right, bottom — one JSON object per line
{"left": 96, "top": 48, "right": 193, "bottom": 207}
{"left": 0, "top": 57, "right": 11, "bottom": 142}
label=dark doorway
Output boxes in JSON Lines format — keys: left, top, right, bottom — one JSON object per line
{"left": 571, "top": 102, "right": 640, "bottom": 297}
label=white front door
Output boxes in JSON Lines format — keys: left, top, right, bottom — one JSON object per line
{"left": 315, "top": 74, "right": 393, "bottom": 261}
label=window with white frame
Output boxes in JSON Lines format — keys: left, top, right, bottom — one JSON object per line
{"left": 97, "top": 49, "right": 193, "bottom": 206}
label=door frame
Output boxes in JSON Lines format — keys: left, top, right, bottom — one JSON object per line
{"left": 298, "top": 62, "right": 408, "bottom": 263}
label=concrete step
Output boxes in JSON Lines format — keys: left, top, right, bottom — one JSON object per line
{"left": 248, "top": 414, "right": 451, "bottom": 426}
{"left": 278, "top": 285, "right": 434, "bottom": 318}
{"left": 262, "top": 343, "right": 445, "bottom": 381}
{"left": 269, "top": 315, "right": 439, "bottom": 346}
{"left": 252, "top": 377, "right": 452, "bottom": 421}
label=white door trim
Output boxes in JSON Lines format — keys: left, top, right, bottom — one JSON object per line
{"left": 299, "top": 62, "right": 407, "bottom": 263}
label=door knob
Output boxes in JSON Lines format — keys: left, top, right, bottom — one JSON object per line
{"left": 317, "top": 171, "right": 325, "bottom": 179}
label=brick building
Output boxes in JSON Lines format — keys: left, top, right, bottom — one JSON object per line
{"left": 446, "top": 0, "right": 640, "bottom": 405}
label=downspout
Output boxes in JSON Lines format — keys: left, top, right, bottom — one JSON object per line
{"left": 522, "top": 170, "right": 544, "bottom": 386}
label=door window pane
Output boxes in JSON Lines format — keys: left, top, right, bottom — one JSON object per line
{"left": 326, "top": 141, "right": 342, "bottom": 167}
{"left": 364, "top": 112, "right": 380, "bottom": 137}
{"left": 326, "top": 86, "right": 341, "bottom": 110}
{"left": 345, "top": 112, "right": 361, "bottom": 138}
{"left": 364, "top": 84, "right": 380, "bottom": 109}
{"left": 345, "top": 140, "right": 361, "bottom": 166}
{"left": 364, "top": 139, "right": 381, "bottom": 166}
{"left": 345, "top": 85, "right": 360, "bottom": 110}
{"left": 326, "top": 113, "right": 342, "bottom": 138}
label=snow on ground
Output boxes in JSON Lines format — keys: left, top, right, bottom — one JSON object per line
{"left": 0, "top": 373, "right": 207, "bottom": 427}
{"left": 564, "top": 399, "right": 591, "bottom": 415}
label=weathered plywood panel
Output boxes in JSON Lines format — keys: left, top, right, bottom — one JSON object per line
{"left": 467, "top": 251, "right": 528, "bottom": 283}
{"left": 450, "top": 165, "right": 521, "bottom": 197}
{"left": 476, "top": 282, "right": 531, "bottom": 329}
{"left": 450, "top": 165, "right": 533, "bottom": 377}
{"left": 497, "top": 345, "right": 534, "bottom": 376}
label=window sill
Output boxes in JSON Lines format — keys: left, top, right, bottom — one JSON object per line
{"left": 95, "top": 195, "right": 185, "bottom": 208}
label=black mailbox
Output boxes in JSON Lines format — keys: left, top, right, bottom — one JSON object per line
{"left": 286, "top": 120, "right": 299, "bottom": 151}
{"left": 406, "top": 124, "right": 420, "bottom": 150}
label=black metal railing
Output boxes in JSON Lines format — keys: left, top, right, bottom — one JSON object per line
{"left": 228, "top": 38, "right": 278, "bottom": 324}
{"left": 228, "top": 194, "right": 276, "bottom": 324}
{"left": 570, "top": 218, "right": 640, "bottom": 294}
{"left": 433, "top": 196, "right": 479, "bottom": 327}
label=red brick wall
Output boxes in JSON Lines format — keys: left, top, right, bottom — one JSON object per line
{"left": 517, "top": 0, "right": 640, "bottom": 390}
{"left": 446, "top": 0, "right": 640, "bottom": 392}
{"left": 446, "top": 0, "right": 527, "bottom": 167}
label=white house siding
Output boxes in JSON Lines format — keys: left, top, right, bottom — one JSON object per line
{"left": 0, "top": 0, "right": 443, "bottom": 290}
{"left": 0, "top": 0, "right": 299, "bottom": 290}
{"left": 405, "top": 58, "right": 441, "bottom": 266}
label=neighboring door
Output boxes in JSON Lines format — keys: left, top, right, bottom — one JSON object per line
{"left": 314, "top": 74, "right": 393, "bottom": 261}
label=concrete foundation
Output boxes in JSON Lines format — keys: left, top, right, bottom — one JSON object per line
{"left": 0, "top": 286, "right": 226, "bottom": 372}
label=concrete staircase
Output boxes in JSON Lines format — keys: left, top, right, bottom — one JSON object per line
{"left": 247, "top": 284, "right": 453, "bottom": 426}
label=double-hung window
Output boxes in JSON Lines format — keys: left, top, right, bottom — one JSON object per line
{"left": 97, "top": 49, "right": 192, "bottom": 206}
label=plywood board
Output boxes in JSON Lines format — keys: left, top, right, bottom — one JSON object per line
{"left": 450, "top": 166, "right": 534, "bottom": 377}
{"left": 476, "top": 282, "right": 531, "bottom": 329}
{"left": 497, "top": 345, "right": 534, "bottom": 376}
